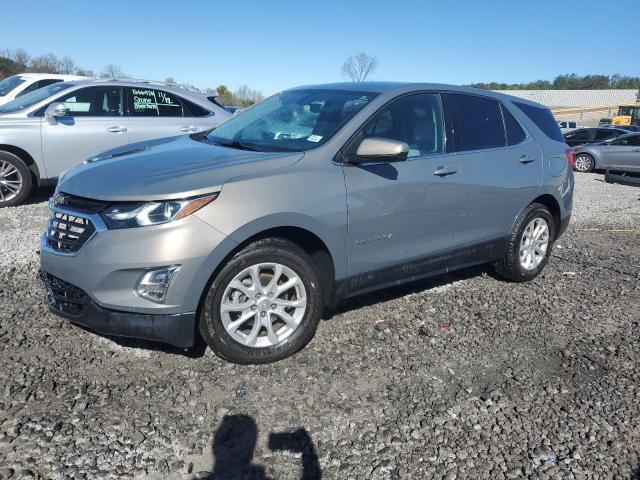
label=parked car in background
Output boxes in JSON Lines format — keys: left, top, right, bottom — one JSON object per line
{"left": 39, "top": 82, "right": 573, "bottom": 364}
{"left": 0, "top": 73, "right": 88, "bottom": 106}
{"left": 557, "top": 120, "right": 582, "bottom": 134}
{"left": 572, "top": 132, "right": 640, "bottom": 172}
{"left": 563, "top": 127, "right": 628, "bottom": 147}
{"left": 0, "top": 78, "right": 232, "bottom": 206}
{"left": 598, "top": 123, "right": 640, "bottom": 132}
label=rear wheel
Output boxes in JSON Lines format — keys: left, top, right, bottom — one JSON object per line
{"left": 199, "top": 238, "right": 324, "bottom": 364}
{"left": 574, "top": 153, "right": 594, "bottom": 172}
{"left": 495, "top": 203, "right": 556, "bottom": 282}
{"left": 0, "top": 151, "right": 32, "bottom": 208}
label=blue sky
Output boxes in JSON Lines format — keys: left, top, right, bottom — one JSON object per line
{"left": 1, "top": 0, "right": 638, "bottom": 95}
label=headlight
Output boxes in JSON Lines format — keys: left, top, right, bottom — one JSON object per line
{"left": 101, "top": 193, "right": 218, "bottom": 229}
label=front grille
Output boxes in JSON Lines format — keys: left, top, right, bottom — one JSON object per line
{"left": 53, "top": 192, "right": 110, "bottom": 214}
{"left": 46, "top": 211, "right": 96, "bottom": 253}
{"left": 40, "top": 272, "right": 89, "bottom": 317}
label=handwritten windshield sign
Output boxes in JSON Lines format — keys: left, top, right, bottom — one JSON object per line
{"left": 132, "top": 88, "right": 182, "bottom": 116}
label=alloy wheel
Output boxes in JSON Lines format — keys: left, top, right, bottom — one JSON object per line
{"left": 0, "top": 160, "right": 23, "bottom": 202}
{"left": 219, "top": 262, "right": 307, "bottom": 348}
{"left": 519, "top": 217, "right": 549, "bottom": 271}
{"left": 575, "top": 154, "right": 592, "bottom": 172}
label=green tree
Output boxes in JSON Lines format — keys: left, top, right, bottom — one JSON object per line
{"left": 0, "top": 56, "right": 19, "bottom": 79}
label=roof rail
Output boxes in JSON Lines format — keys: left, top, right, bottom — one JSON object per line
{"left": 92, "top": 77, "right": 202, "bottom": 93}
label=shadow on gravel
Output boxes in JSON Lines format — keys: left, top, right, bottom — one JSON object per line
{"left": 196, "top": 415, "right": 321, "bottom": 480}
{"left": 23, "top": 185, "right": 56, "bottom": 206}
{"left": 329, "top": 264, "right": 492, "bottom": 318}
{"left": 83, "top": 327, "right": 209, "bottom": 358}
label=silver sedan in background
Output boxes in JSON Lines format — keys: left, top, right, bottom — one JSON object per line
{"left": 572, "top": 133, "right": 640, "bottom": 172}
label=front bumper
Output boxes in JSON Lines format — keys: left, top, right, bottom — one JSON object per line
{"left": 40, "top": 272, "right": 196, "bottom": 348}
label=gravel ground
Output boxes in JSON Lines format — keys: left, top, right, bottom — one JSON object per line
{"left": 1, "top": 174, "right": 639, "bottom": 479}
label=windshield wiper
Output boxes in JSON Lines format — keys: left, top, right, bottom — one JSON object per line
{"left": 212, "top": 140, "right": 261, "bottom": 152}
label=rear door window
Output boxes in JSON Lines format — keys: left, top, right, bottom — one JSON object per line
{"left": 513, "top": 101, "right": 564, "bottom": 142}
{"left": 446, "top": 93, "right": 506, "bottom": 151}
{"left": 127, "top": 87, "right": 186, "bottom": 117}
{"left": 58, "top": 86, "right": 123, "bottom": 116}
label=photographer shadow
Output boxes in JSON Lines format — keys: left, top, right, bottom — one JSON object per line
{"left": 196, "top": 415, "right": 321, "bottom": 480}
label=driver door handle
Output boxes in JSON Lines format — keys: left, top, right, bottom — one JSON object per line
{"left": 519, "top": 155, "right": 535, "bottom": 164}
{"left": 433, "top": 166, "right": 457, "bottom": 177}
{"left": 107, "top": 126, "right": 127, "bottom": 133}
{"left": 179, "top": 125, "right": 199, "bottom": 132}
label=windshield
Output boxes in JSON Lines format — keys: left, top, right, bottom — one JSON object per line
{"left": 0, "top": 81, "right": 74, "bottom": 114}
{"left": 206, "top": 89, "right": 378, "bottom": 152}
{"left": 618, "top": 106, "right": 639, "bottom": 117}
{"left": 0, "top": 75, "right": 26, "bottom": 96}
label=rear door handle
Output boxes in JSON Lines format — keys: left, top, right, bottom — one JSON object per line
{"left": 179, "top": 125, "right": 199, "bottom": 132}
{"left": 519, "top": 155, "right": 535, "bottom": 164}
{"left": 107, "top": 126, "right": 127, "bottom": 133}
{"left": 433, "top": 166, "right": 457, "bottom": 177}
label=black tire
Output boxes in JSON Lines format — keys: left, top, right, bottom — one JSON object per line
{"left": 0, "top": 151, "right": 32, "bottom": 208}
{"left": 574, "top": 153, "right": 594, "bottom": 173}
{"left": 494, "top": 203, "right": 556, "bottom": 282}
{"left": 199, "top": 238, "right": 324, "bottom": 364}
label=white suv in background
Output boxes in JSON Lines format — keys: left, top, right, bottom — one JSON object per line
{"left": 0, "top": 78, "right": 232, "bottom": 206}
{"left": 0, "top": 73, "right": 88, "bottom": 106}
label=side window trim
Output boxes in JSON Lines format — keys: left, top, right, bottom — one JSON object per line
{"left": 337, "top": 90, "right": 448, "bottom": 163}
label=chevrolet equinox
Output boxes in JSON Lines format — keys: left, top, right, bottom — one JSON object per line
{"left": 40, "top": 82, "right": 574, "bottom": 364}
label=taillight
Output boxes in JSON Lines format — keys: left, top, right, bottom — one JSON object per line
{"left": 565, "top": 148, "right": 576, "bottom": 169}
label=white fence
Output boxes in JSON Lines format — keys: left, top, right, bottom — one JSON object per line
{"left": 493, "top": 89, "right": 638, "bottom": 108}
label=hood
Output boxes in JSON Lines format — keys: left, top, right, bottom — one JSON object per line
{"left": 58, "top": 135, "right": 304, "bottom": 201}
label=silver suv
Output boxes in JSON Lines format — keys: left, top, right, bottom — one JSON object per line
{"left": 40, "top": 82, "right": 573, "bottom": 364}
{"left": 0, "top": 78, "right": 231, "bottom": 206}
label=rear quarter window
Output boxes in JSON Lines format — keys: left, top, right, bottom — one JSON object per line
{"left": 513, "top": 101, "right": 564, "bottom": 142}
{"left": 501, "top": 105, "right": 526, "bottom": 145}
{"left": 183, "top": 99, "right": 212, "bottom": 117}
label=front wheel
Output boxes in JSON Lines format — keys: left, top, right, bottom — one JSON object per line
{"left": 495, "top": 203, "right": 556, "bottom": 282}
{"left": 0, "top": 152, "right": 32, "bottom": 208}
{"left": 199, "top": 238, "right": 324, "bottom": 364}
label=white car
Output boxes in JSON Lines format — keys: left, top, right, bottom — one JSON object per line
{"left": 0, "top": 73, "right": 89, "bottom": 106}
{"left": 0, "top": 78, "right": 232, "bottom": 206}
{"left": 557, "top": 120, "right": 583, "bottom": 134}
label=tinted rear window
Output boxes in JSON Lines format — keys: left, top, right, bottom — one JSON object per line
{"left": 501, "top": 105, "right": 526, "bottom": 145}
{"left": 448, "top": 93, "right": 506, "bottom": 151}
{"left": 514, "top": 102, "right": 564, "bottom": 142}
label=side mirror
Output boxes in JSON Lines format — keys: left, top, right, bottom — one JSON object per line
{"left": 348, "top": 137, "right": 409, "bottom": 164}
{"left": 44, "top": 102, "right": 69, "bottom": 119}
